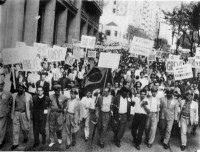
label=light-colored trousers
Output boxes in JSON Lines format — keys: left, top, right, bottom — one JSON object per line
{"left": 13, "top": 112, "right": 30, "bottom": 145}
{"left": 159, "top": 119, "right": 174, "bottom": 144}
{"left": 145, "top": 112, "right": 158, "bottom": 144}
{"left": 65, "top": 113, "right": 79, "bottom": 145}
{"left": 0, "top": 116, "right": 8, "bottom": 144}
{"left": 180, "top": 116, "right": 193, "bottom": 146}
{"left": 83, "top": 115, "right": 90, "bottom": 138}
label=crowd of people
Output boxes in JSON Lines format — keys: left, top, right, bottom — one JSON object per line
{"left": 0, "top": 48, "right": 199, "bottom": 151}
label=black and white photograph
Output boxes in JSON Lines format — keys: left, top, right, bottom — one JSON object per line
{"left": 0, "top": 0, "right": 200, "bottom": 151}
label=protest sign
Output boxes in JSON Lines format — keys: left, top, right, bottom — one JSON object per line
{"left": 156, "top": 51, "right": 162, "bottom": 58}
{"left": 81, "top": 35, "right": 96, "bottom": 49}
{"left": 16, "top": 41, "right": 26, "bottom": 48}
{"left": 188, "top": 57, "right": 195, "bottom": 68}
{"left": 34, "top": 42, "right": 48, "bottom": 58}
{"left": 65, "top": 55, "right": 76, "bottom": 66}
{"left": 173, "top": 64, "right": 193, "bottom": 80}
{"left": 2, "top": 46, "right": 37, "bottom": 65}
{"left": 72, "top": 42, "right": 81, "bottom": 60}
{"left": 148, "top": 51, "right": 156, "bottom": 61}
{"left": 98, "top": 53, "right": 121, "bottom": 69}
{"left": 195, "top": 48, "right": 200, "bottom": 68}
{"left": 130, "top": 36, "right": 154, "bottom": 56}
{"left": 166, "top": 59, "right": 185, "bottom": 73}
{"left": 22, "top": 59, "right": 41, "bottom": 71}
{"left": 129, "top": 53, "right": 138, "bottom": 58}
{"left": 48, "top": 47, "right": 66, "bottom": 62}
{"left": 88, "top": 51, "right": 96, "bottom": 58}
{"left": 168, "top": 54, "right": 180, "bottom": 60}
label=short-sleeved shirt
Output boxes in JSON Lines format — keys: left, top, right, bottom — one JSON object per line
{"left": 50, "top": 94, "right": 68, "bottom": 110}
{"left": 133, "top": 97, "right": 150, "bottom": 115}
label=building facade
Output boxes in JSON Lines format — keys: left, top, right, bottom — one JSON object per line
{"left": 0, "top": 0, "right": 103, "bottom": 50}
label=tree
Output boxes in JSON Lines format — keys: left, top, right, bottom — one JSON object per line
{"left": 163, "top": 2, "right": 200, "bottom": 55}
{"left": 127, "top": 25, "right": 150, "bottom": 40}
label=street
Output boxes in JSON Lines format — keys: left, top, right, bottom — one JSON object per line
{"left": 1, "top": 117, "right": 200, "bottom": 152}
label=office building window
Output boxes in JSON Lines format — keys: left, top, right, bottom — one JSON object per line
{"left": 106, "top": 30, "right": 111, "bottom": 36}
{"left": 115, "top": 31, "right": 118, "bottom": 37}
{"left": 113, "top": 8, "right": 115, "bottom": 13}
{"left": 114, "top": 0, "right": 116, "bottom": 5}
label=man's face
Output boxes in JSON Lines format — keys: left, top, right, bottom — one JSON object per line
{"left": 166, "top": 92, "right": 173, "bottom": 98}
{"left": 18, "top": 86, "right": 24, "bottom": 94}
{"left": 43, "top": 63, "right": 48, "bottom": 69}
{"left": 86, "top": 92, "right": 92, "bottom": 98}
{"left": 140, "top": 92, "right": 146, "bottom": 100}
{"left": 37, "top": 88, "right": 44, "bottom": 96}
{"left": 186, "top": 94, "right": 192, "bottom": 101}
{"left": 54, "top": 89, "right": 60, "bottom": 96}
{"left": 107, "top": 83, "right": 111, "bottom": 88}
{"left": 41, "top": 75, "right": 46, "bottom": 81}
{"left": 151, "top": 91, "right": 157, "bottom": 97}
{"left": 70, "top": 92, "right": 76, "bottom": 99}
{"left": 115, "top": 82, "right": 119, "bottom": 88}
{"left": 175, "top": 82, "right": 179, "bottom": 87}
{"left": 103, "top": 88, "right": 109, "bottom": 97}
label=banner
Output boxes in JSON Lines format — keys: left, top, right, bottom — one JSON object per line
{"left": 81, "top": 35, "right": 96, "bottom": 49}
{"left": 173, "top": 64, "right": 193, "bottom": 80}
{"left": 130, "top": 36, "right": 154, "bottom": 56}
{"left": 188, "top": 57, "right": 195, "bottom": 68}
{"left": 166, "top": 59, "right": 185, "bottom": 73}
{"left": 22, "top": 59, "right": 41, "bottom": 71}
{"left": 88, "top": 51, "right": 96, "bottom": 58}
{"left": 2, "top": 46, "right": 37, "bottom": 65}
{"left": 65, "top": 55, "right": 76, "bottom": 66}
{"left": 98, "top": 53, "right": 121, "bottom": 69}
{"left": 48, "top": 47, "right": 66, "bottom": 62}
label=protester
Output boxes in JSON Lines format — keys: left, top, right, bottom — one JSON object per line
{"left": 36, "top": 72, "right": 50, "bottom": 97}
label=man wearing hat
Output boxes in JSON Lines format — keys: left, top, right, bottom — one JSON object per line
{"left": 65, "top": 88, "right": 82, "bottom": 149}
{"left": 145, "top": 86, "right": 160, "bottom": 148}
{"left": 49, "top": 84, "right": 68, "bottom": 147}
{"left": 112, "top": 87, "right": 135, "bottom": 148}
{"left": 159, "top": 88, "right": 179, "bottom": 149}
{"left": 0, "top": 83, "right": 12, "bottom": 149}
{"left": 179, "top": 90, "right": 198, "bottom": 151}
{"left": 11, "top": 83, "right": 32, "bottom": 150}
{"left": 36, "top": 72, "right": 49, "bottom": 97}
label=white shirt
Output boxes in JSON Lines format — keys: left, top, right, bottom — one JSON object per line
{"left": 119, "top": 96, "right": 128, "bottom": 114}
{"left": 149, "top": 96, "right": 160, "bottom": 112}
{"left": 68, "top": 99, "right": 76, "bottom": 113}
{"left": 101, "top": 95, "right": 112, "bottom": 112}
{"left": 139, "top": 78, "right": 149, "bottom": 89}
{"left": 81, "top": 97, "right": 94, "bottom": 118}
{"left": 133, "top": 97, "right": 150, "bottom": 115}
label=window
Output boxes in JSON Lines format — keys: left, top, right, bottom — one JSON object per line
{"left": 113, "top": 8, "right": 115, "bottom": 13}
{"left": 115, "top": 31, "right": 118, "bottom": 37}
{"left": 114, "top": 0, "right": 116, "bottom": 5}
{"left": 106, "top": 30, "right": 111, "bottom": 36}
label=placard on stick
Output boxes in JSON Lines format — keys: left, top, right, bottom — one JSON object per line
{"left": 81, "top": 35, "right": 96, "bottom": 49}
{"left": 98, "top": 53, "right": 120, "bottom": 69}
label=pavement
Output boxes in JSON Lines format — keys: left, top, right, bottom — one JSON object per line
{"left": 1, "top": 116, "right": 200, "bottom": 152}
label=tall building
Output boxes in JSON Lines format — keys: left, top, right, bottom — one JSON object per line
{"left": 0, "top": 0, "right": 103, "bottom": 50}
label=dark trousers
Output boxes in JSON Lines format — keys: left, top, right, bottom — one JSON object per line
{"left": 33, "top": 110, "right": 47, "bottom": 144}
{"left": 131, "top": 113, "right": 147, "bottom": 146}
{"left": 113, "top": 113, "right": 127, "bottom": 143}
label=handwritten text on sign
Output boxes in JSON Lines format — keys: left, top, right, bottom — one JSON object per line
{"left": 81, "top": 35, "right": 96, "bottom": 49}
{"left": 65, "top": 56, "right": 76, "bottom": 66}
{"left": 34, "top": 43, "right": 48, "bottom": 58}
{"left": 48, "top": 47, "right": 66, "bottom": 62}
{"left": 130, "top": 36, "right": 154, "bottom": 56}
{"left": 98, "top": 53, "right": 121, "bottom": 69}
{"left": 166, "top": 59, "right": 185, "bottom": 73}
{"left": 188, "top": 57, "right": 195, "bottom": 68}
{"left": 173, "top": 64, "right": 193, "bottom": 80}
{"left": 22, "top": 59, "right": 41, "bottom": 71}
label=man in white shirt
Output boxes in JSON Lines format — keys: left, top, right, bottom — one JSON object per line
{"left": 131, "top": 89, "right": 150, "bottom": 150}
{"left": 145, "top": 87, "right": 160, "bottom": 148}
{"left": 96, "top": 88, "right": 113, "bottom": 148}
{"left": 80, "top": 91, "right": 94, "bottom": 141}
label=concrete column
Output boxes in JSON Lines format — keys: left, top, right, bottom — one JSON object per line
{"left": 82, "top": 19, "right": 88, "bottom": 36}
{"left": 56, "top": 9, "right": 68, "bottom": 46}
{"left": 68, "top": 0, "right": 82, "bottom": 43}
{"left": 24, "top": 0, "right": 39, "bottom": 46}
{"left": 2, "top": 0, "right": 25, "bottom": 48}
{"left": 42, "top": 0, "right": 56, "bottom": 45}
